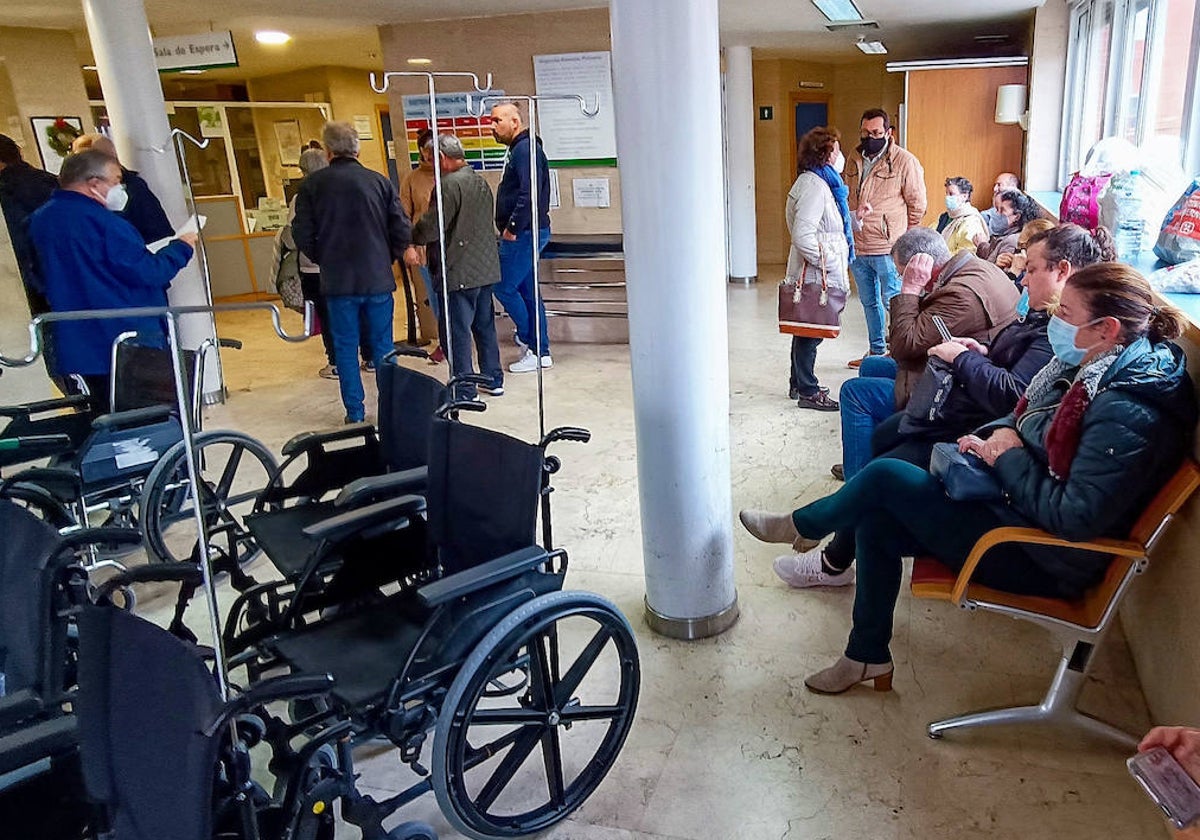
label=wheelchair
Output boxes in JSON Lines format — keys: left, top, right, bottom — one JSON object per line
{"left": 77, "top": 394, "right": 642, "bottom": 840}
{"left": 1, "top": 334, "right": 277, "bottom": 572}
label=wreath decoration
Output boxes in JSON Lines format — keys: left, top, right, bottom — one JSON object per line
{"left": 45, "top": 118, "right": 82, "bottom": 158}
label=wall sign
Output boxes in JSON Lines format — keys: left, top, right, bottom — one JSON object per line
{"left": 153, "top": 31, "right": 238, "bottom": 72}
{"left": 401, "top": 91, "right": 507, "bottom": 172}
{"left": 759, "top": 106, "right": 773, "bottom": 121}
{"left": 533, "top": 51, "right": 616, "bottom": 167}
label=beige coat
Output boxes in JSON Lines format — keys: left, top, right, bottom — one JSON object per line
{"left": 848, "top": 142, "right": 927, "bottom": 256}
{"left": 400, "top": 161, "right": 436, "bottom": 265}
{"left": 785, "top": 171, "right": 850, "bottom": 292}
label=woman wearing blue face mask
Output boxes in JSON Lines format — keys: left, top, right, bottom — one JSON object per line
{"left": 739, "top": 261, "right": 1195, "bottom": 694}
{"left": 938, "top": 177, "right": 988, "bottom": 256}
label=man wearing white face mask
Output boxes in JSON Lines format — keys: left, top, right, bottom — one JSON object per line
{"left": 28, "top": 149, "right": 197, "bottom": 408}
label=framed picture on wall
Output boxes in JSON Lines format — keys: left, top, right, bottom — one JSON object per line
{"left": 30, "top": 116, "right": 84, "bottom": 176}
{"left": 273, "top": 119, "right": 302, "bottom": 167}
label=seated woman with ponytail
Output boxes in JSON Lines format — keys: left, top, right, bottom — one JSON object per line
{"left": 740, "top": 262, "right": 1197, "bottom": 695}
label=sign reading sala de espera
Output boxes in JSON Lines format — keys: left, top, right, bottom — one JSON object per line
{"left": 153, "top": 31, "right": 239, "bottom": 72}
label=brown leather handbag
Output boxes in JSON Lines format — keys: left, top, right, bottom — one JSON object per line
{"left": 778, "top": 246, "right": 846, "bottom": 339}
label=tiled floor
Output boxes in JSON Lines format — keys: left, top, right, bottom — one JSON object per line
{"left": 0, "top": 269, "right": 1171, "bottom": 838}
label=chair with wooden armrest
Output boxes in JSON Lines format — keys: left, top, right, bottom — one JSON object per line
{"left": 910, "top": 460, "right": 1200, "bottom": 748}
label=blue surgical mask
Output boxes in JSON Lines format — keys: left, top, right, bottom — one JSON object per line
{"left": 945, "top": 195, "right": 964, "bottom": 212}
{"left": 1047, "top": 314, "right": 1100, "bottom": 366}
{"left": 1015, "top": 288, "right": 1030, "bottom": 319}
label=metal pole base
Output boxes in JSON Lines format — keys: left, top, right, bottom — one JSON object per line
{"left": 643, "top": 593, "right": 739, "bottom": 640}
{"left": 727, "top": 275, "right": 758, "bottom": 284}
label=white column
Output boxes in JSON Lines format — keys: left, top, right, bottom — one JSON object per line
{"left": 82, "top": 0, "right": 221, "bottom": 397}
{"left": 610, "top": 0, "right": 738, "bottom": 638}
{"left": 724, "top": 45, "right": 758, "bottom": 283}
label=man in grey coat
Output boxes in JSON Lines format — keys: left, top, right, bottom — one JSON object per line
{"left": 405, "top": 135, "right": 503, "bottom": 399}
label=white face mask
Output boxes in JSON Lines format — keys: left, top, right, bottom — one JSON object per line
{"left": 831, "top": 150, "right": 845, "bottom": 174}
{"left": 104, "top": 182, "right": 129, "bottom": 213}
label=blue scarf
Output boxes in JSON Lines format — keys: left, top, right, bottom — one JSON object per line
{"left": 809, "top": 164, "right": 855, "bottom": 262}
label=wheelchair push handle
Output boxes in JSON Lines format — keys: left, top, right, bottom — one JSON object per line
{"left": 218, "top": 337, "right": 243, "bottom": 350}
{"left": 385, "top": 346, "right": 429, "bottom": 361}
{"left": 541, "top": 426, "right": 591, "bottom": 447}
{"left": 448, "top": 373, "right": 492, "bottom": 388}
{"left": 92, "top": 564, "right": 205, "bottom": 604}
{"left": 436, "top": 399, "right": 486, "bottom": 419}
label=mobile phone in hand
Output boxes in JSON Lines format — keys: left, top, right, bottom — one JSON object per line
{"left": 1128, "top": 746, "right": 1200, "bottom": 829}
{"left": 931, "top": 315, "right": 953, "bottom": 344}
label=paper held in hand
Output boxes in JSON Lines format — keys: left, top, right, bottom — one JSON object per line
{"left": 146, "top": 214, "right": 207, "bottom": 254}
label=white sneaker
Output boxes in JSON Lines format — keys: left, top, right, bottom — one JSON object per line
{"left": 773, "top": 548, "right": 855, "bottom": 589}
{"left": 509, "top": 350, "right": 552, "bottom": 373}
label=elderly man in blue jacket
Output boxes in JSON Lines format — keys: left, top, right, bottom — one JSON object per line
{"left": 28, "top": 149, "right": 195, "bottom": 409}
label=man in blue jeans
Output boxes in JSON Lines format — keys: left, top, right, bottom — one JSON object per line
{"left": 293, "top": 121, "right": 411, "bottom": 423}
{"left": 490, "top": 103, "right": 552, "bottom": 373}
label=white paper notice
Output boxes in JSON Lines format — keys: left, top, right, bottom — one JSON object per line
{"left": 548, "top": 170, "right": 561, "bottom": 209}
{"left": 532, "top": 52, "right": 617, "bottom": 163}
{"left": 571, "top": 178, "right": 610, "bottom": 208}
{"left": 113, "top": 438, "right": 159, "bottom": 470}
{"left": 147, "top": 214, "right": 207, "bottom": 254}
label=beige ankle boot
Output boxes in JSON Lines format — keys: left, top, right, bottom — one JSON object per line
{"left": 738, "top": 509, "right": 819, "bottom": 552}
{"left": 804, "top": 656, "right": 893, "bottom": 695}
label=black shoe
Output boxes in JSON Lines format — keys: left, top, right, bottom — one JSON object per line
{"left": 831, "top": 463, "right": 844, "bottom": 481}
{"left": 789, "top": 385, "right": 829, "bottom": 400}
{"left": 797, "top": 391, "right": 839, "bottom": 411}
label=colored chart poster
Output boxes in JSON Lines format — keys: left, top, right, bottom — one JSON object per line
{"left": 532, "top": 51, "right": 616, "bottom": 166}
{"left": 401, "top": 91, "right": 508, "bottom": 172}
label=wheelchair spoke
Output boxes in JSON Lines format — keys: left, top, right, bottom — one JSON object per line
{"left": 468, "top": 708, "right": 546, "bottom": 726}
{"left": 464, "top": 725, "right": 528, "bottom": 767}
{"left": 528, "top": 632, "right": 556, "bottom": 711}
{"left": 541, "top": 723, "right": 565, "bottom": 807}
{"left": 554, "top": 626, "right": 612, "bottom": 707}
{"left": 475, "top": 726, "right": 543, "bottom": 812}
{"left": 558, "top": 704, "right": 624, "bottom": 723}
{"left": 216, "top": 444, "right": 244, "bottom": 498}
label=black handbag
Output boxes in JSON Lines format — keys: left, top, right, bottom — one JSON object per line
{"left": 899, "top": 357, "right": 956, "bottom": 435}
{"left": 929, "top": 442, "right": 1005, "bottom": 502}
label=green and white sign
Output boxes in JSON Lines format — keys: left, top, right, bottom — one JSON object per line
{"left": 153, "top": 31, "right": 238, "bottom": 72}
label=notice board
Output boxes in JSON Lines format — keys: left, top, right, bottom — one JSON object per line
{"left": 400, "top": 91, "right": 508, "bottom": 172}
{"left": 532, "top": 52, "right": 616, "bottom": 167}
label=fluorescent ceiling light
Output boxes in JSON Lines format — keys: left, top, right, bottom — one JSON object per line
{"left": 180, "top": 69, "right": 206, "bottom": 74}
{"left": 407, "top": 57, "right": 433, "bottom": 66}
{"left": 856, "top": 40, "right": 888, "bottom": 54}
{"left": 82, "top": 64, "right": 97, "bottom": 71}
{"left": 812, "top": 0, "right": 864, "bottom": 22}
{"left": 255, "top": 30, "right": 291, "bottom": 45}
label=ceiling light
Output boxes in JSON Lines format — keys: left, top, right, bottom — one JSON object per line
{"left": 812, "top": 0, "right": 864, "bottom": 22}
{"left": 82, "top": 64, "right": 98, "bottom": 71}
{"left": 855, "top": 39, "right": 888, "bottom": 54}
{"left": 180, "top": 69, "right": 206, "bottom": 75}
{"left": 407, "top": 57, "right": 433, "bottom": 66}
{"left": 255, "top": 30, "right": 291, "bottom": 45}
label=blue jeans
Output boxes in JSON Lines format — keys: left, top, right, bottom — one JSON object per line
{"left": 495, "top": 228, "right": 551, "bottom": 356}
{"left": 791, "top": 458, "right": 1061, "bottom": 663}
{"left": 418, "top": 264, "right": 442, "bottom": 321}
{"left": 838, "top": 356, "right": 897, "bottom": 480}
{"left": 442, "top": 285, "right": 502, "bottom": 399}
{"left": 850, "top": 254, "right": 901, "bottom": 355}
{"left": 326, "top": 292, "right": 395, "bottom": 421}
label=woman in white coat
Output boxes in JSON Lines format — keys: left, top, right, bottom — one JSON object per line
{"left": 785, "top": 126, "right": 854, "bottom": 410}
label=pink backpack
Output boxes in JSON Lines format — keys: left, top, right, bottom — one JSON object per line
{"left": 1059, "top": 172, "right": 1113, "bottom": 230}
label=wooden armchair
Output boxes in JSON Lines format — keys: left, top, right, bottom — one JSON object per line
{"left": 910, "top": 460, "right": 1200, "bottom": 748}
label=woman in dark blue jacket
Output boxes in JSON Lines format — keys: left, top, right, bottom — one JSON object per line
{"left": 741, "top": 262, "right": 1196, "bottom": 694}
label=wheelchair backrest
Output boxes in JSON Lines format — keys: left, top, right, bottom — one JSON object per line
{"left": 77, "top": 606, "right": 221, "bottom": 840}
{"left": 112, "top": 341, "right": 197, "bottom": 413}
{"left": 427, "top": 418, "right": 544, "bottom": 574}
{"left": 377, "top": 361, "right": 448, "bottom": 472}
{"left": 0, "top": 501, "right": 67, "bottom": 695}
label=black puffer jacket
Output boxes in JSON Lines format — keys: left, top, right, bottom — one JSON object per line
{"left": 986, "top": 337, "right": 1197, "bottom": 596}
{"left": 947, "top": 310, "right": 1053, "bottom": 429}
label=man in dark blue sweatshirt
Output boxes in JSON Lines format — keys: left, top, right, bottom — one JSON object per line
{"left": 490, "top": 103, "right": 552, "bottom": 373}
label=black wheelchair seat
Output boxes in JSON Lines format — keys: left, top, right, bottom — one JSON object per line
{"left": 244, "top": 500, "right": 337, "bottom": 579}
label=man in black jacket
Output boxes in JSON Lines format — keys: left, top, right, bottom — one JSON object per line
{"left": 293, "top": 121, "right": 411, "bottom": 423}
{"left": 0, "top": 134, "right": 60, "bottom": 380}
{"left": 406, "top": 135, "right": 503, "bottom": 400}
{"left": 490, "top": 103, "right": 552, "bottom": 373}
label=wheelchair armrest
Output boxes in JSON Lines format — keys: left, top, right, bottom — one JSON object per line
{"left": 91, "top": 405, "right": 174, "bottom": 431}
{"left": 301, "top": 495, "right": 426, "bottom": 544}
{"left": 58, "top": 527, "right": 143, "bottom": 554}
{"left": 0, "top": 434, "right": 73, "bottom": 457}
{"left": 0, "top": 691, "right": 45, "bottom": 730}
{"left": 950, "top": 526, "right": 1145, "bottom": 605}
{"left": 92, "top": 564, "right": 203, "bottom": 604}
{"left": 280, "top": 423, "right": 375, "bottom": 458}
{"left": 418, "top": 546, "right": 550, "bottom": 607}
{"left": 0, "top": 395, "right": 93, "bottom": 419}
{"left": 334, "top": 467, "right": 428, "bottom": 509}
{"left": 209, "top": 674, "right": 335, "bottom": 735}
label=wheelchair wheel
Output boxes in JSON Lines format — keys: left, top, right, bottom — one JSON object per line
{"left": 0, "top": 480, "right": 75, "bottom": 529}
{"left": 140, "top": 431, "right": 278, "bottom": 564}
{"left": 431, "top": 590, "right": 639, "bottom": 840}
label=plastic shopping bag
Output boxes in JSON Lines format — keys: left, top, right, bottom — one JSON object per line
{"left": 1154, "top": 180, "right": 1200, "bottom": 265}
